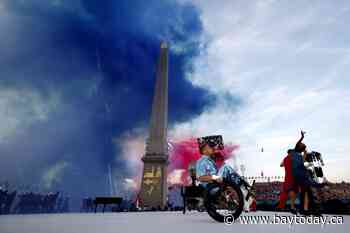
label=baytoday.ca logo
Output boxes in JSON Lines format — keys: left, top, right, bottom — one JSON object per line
{"left": 224, "top": 214, "right": 344, "bottom": 226}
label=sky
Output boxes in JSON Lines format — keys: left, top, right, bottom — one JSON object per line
{"left": 0, "top": 0, "right": 349, "bottom": 205}
{"left": 176, "top": 0, "right": 350, "bottom": 182}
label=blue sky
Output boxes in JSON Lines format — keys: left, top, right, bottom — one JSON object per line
{"left": 0, "top": 0, "right": 349, "bottom": 204}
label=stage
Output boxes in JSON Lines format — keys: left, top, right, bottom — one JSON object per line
{"left": 0, "top": 211, "right": 348, "bottom": 233}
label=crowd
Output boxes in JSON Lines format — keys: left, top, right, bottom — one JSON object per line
{"left": 255, "top": 182, "right": 281, "bottom": 202}
{"left": 79, "top": 181, "right": 350, "bottom": 214}
{"left": 0, "top": 187, "right": 69, "bottom": 215}
{"left": 0, "top": 189, "right": 16, "bottom": 214}
{"left": 252, "top": 181, "right": 350, "bottom": 214}
{"left": 254, "top": 181, "right": 350, "bottom": 202}
{"left": 319, "top": 182, "right": 350, "bottom": 201}
{"left": 3, "top": 181, "right": 350, "bottom": 215}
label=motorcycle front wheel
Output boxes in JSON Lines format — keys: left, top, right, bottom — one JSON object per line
{"left": 205, "top": 182, "right": 244, "bottom": 223}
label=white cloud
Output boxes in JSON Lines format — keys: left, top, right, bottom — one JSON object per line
{"left": 42, "top": 160, "right": 70, "bottom": 189}
{"left": 175, "top": 0, "right": 350, "bottom": 182}
{"left": 0, "top": 87, "right": 61, "bottom": 143}
{"left": 115, "top": 1, "right": 350, "bottom": 183}
{"left": 113, "top": 128, "right": 147, "bottom": 184}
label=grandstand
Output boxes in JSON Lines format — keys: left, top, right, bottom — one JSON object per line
{"left": 167, "top": 177, "right": 350, "bottom": 214}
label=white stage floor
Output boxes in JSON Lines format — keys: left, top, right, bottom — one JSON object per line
{"left": 0, "top": 211, "right": 348, "bottom": 233}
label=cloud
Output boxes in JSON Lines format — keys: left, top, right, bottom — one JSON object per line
{"left": 177, "top": 0, "right": 350, "bottom": 182}
{"left": 42, "top": 160, "right": 70, "bottom": 190}
{"left": 0, "top": 86, "right": 61, "bottom": 142}
{"left": 113, "top": 128, "right": 147, "bottom": 185}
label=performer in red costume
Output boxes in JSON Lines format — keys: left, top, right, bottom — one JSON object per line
{"left": 277, "top": 149, "right": 298, "bottom": 214}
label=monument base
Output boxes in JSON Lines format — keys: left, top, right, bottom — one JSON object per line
{"left": 139, "top": 156, "right": 168, "bottom": 209}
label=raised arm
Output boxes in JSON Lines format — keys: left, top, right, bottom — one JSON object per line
{"left": 295, "top": 130, "right": 305, "bottom": 147}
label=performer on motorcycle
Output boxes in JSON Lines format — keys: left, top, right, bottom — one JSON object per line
{"left": 195, "top": 135, "right": 240, "bottom": 188}
{"left": 195, "top": 135, "right": 254, "bottom": 222}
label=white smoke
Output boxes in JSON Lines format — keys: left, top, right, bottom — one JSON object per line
{"left": 41, "top": 161, "right": 70, "bottom": 190}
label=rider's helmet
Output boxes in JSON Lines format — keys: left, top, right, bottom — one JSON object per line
{"left": 197, "top": 135, "right": 224, "bottom": 153}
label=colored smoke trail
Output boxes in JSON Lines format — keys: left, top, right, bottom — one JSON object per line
{"left": 120, "top": 135, "right": 239, "bottom": 190}
{"left": 168, "top": 138, "right": 239, "bottom": 185}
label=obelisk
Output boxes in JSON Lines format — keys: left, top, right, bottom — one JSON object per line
{"left": 139, "top": 42, "right": 169, "bottom": 209}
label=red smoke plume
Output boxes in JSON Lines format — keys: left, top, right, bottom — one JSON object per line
{"left": 168, "top": 138, "right": 239, "bottom": 185}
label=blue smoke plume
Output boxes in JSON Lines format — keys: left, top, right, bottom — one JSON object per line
{"left": 0, "top": 0, "right": 215, "bottom": 206}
